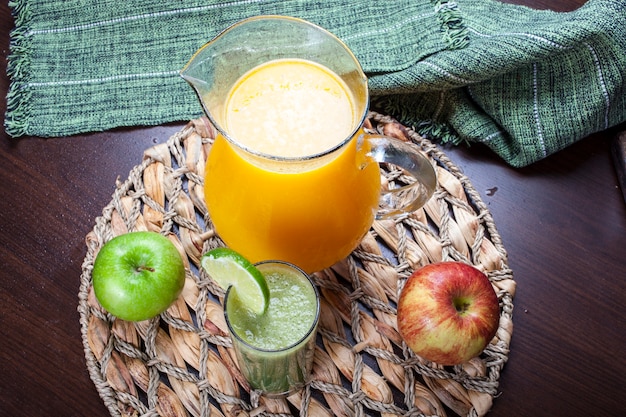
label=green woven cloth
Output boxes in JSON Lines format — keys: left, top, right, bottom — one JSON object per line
{"left": 6, "top": 0, "right": 626, "bottom": 167}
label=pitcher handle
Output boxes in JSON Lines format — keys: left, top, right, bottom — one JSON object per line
{"left": 365, "top": 136, "right": 437, "bottom": 220}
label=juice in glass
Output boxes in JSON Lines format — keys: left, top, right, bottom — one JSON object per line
{"left": 205, "top": 59, "right": 381, "bottom": 273}
{"left": 224, "top": 261, "right": 320, "bottom": 394}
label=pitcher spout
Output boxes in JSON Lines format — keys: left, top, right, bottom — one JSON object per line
{"left": 180, "top": 47, "right": 213, "bottom": 101}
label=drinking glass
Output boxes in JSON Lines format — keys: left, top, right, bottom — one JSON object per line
{"left": 224, "top": 260, "right": 320, "bottom": 394}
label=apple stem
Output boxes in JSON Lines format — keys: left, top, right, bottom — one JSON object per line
{"left": 136, "top": 266, "right": 156, "bottom": 273}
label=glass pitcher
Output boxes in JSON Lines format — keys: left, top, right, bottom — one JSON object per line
{"left": 181, "top": 16, "right": 436, "bottom": 273}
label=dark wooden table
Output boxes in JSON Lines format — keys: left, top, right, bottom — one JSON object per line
{"left": 1, "top": 1, "right": 624, "bottom": 416}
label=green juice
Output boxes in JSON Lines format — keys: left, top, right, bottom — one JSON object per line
{"left": 224, "top": 261, "right": 319, "bottom": 394}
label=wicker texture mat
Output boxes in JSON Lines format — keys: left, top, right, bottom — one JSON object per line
{"left": 78, "top": 112, "right": 515, "bottom": 417}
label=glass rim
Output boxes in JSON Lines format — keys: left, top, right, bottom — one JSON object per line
{"left": 223, "top": 259, "right": 321, "bottom": 354}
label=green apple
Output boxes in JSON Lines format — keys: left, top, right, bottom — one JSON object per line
{"left": 92, "top": 231, "right": 186, "bottom": 321}
{"left": 397, "top": 262, "right": 500, "bottom": 365}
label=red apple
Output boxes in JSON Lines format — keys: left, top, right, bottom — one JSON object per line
{"left": 397, "top": 261, "right": 499, "bottom": 365}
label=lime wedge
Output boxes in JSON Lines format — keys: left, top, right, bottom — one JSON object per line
{"left": 201, "top": 248, "right": 269, "bottom": 315}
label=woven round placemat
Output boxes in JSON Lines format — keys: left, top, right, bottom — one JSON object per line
{"left": 78, "top": 112, "right": 515, "bottom": 417}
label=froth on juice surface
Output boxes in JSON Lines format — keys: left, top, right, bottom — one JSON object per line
{"left": 223, "top": 59, "right": 356, "bottom": 158}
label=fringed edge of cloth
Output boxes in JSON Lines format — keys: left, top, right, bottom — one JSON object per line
{"left": 5, "top": 0, "right": 33, "bottom": 138}
{"left": 432, "top": 0, "right": 469, "bottom": 50}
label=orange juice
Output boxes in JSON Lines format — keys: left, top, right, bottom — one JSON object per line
{"left": 204, "top": 59, "right": 380, "bottom": 273}
{"left": 224, "top": 59, "right": 356, "bottom": 158}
